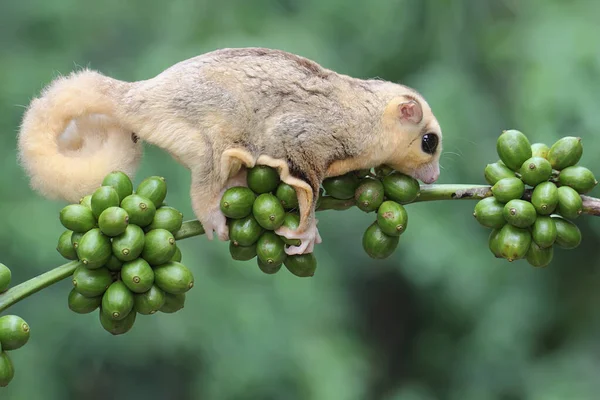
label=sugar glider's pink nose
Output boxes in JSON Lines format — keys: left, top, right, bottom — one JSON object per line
{"left": 417, "top": 164, "right": 440, "bottom": 184}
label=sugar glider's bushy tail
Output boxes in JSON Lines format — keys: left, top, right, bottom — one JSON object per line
{"left": 17, "top": 69, "right": 143, "bottom": 204}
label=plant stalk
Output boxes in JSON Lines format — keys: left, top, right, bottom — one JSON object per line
{"left": 0, "top": 261, "right": 80, "bottom": 313}
{"left": 1, "top": 183, "right": 599, "bottom": 312}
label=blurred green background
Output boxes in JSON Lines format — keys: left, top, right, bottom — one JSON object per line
{"left": 2, "top": 0, "right": 600, "bottom": 399}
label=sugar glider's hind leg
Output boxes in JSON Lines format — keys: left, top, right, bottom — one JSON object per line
{"left": 190, "top": 168, "right": 229, "bottom": 241}
{"left": 190, "top": 148, "right": 255, "bottom": 242}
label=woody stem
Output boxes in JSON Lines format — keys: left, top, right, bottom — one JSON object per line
{"left": 1, "top": 183, "right": 599, "bottom": 313}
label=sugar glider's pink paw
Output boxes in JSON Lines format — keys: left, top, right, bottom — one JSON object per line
{"left": 202, "top": 208, "right": 229, "bottom": 242}
{"left": 275, "top": 219, "right": 322, "bottom": 255}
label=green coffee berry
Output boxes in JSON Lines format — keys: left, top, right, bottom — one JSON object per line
{"left": 496, "top": 129, "right": 532, "bottom": 171}
{"left": 136, "top": 176, "right": 168, "bottom": 207}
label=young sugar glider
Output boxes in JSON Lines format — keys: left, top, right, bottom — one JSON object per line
{"left": 17, "top": 47, "right": 443, "bottom": 255}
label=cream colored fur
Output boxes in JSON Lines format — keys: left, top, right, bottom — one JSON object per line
{"left": 18, "top": 70, "right": 141, "bottom": 203}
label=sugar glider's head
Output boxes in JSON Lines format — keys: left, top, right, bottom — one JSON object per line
{"left": 380, "top": 92, "right": 442, "bottom": 184}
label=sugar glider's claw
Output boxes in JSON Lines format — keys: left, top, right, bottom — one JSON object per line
{"left": 275, "top": 219, "right": 321, "bottom": 255}
{"left": 202, "top": 207, "right": 229, "bottom": 241}
{"left": 314, "top": 219, "right": 323, "bottom": 244}
{"left": 286, "top": 239, "right": 312, "bottom": 255}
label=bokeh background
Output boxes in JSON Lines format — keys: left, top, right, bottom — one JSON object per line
{"left": 2, "top": 0, "right": 600, "bottom": 399}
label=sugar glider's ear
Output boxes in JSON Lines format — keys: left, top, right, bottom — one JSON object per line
{"left": 398, "top": 99, "right": 423, "bottom": 125}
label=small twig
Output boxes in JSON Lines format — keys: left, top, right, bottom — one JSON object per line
{"left": 0, "top": 261, "right": 79, "bottom": 313}
{"left": 582, "top": 195, "right": 600, "bottom": 216}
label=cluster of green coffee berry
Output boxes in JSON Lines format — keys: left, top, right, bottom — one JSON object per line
{"left": 56, "top": 172, "right": 193, "bottom": 335}
{"left": 0, "top": 264, "right": 30, "bottom": 387}
{"left": 220, "top": 166, "right": 317, "bottom": 277}
{"left": 474, "top": 130, "right": 597, "bottom": 267}
{"left": 319, "top": 166, "right": 419, "bottom": 260}
{"left": 219, "top": 164, "right": 420, "bottom": 270}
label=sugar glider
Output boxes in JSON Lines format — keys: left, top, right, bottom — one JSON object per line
{"left": 17, "top": 47, "right": 443, "bottom": 255}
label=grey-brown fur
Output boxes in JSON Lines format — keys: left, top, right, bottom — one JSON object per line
{"left": 118, "top": 48, "right": 418, "bottom": 191}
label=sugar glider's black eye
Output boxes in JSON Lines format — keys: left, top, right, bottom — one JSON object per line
{"left": 421, "top": 133, "right": 438, "bottom": 155}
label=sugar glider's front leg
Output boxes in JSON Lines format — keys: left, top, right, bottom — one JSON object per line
{"left": 190, "top": 148, "right": 255, "bottom": 242}
{"left": 274, "top": 178, "right": 323, "bottom": 255}
{"left": 256, "top": 155, "right": 323, "bottom": 255}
